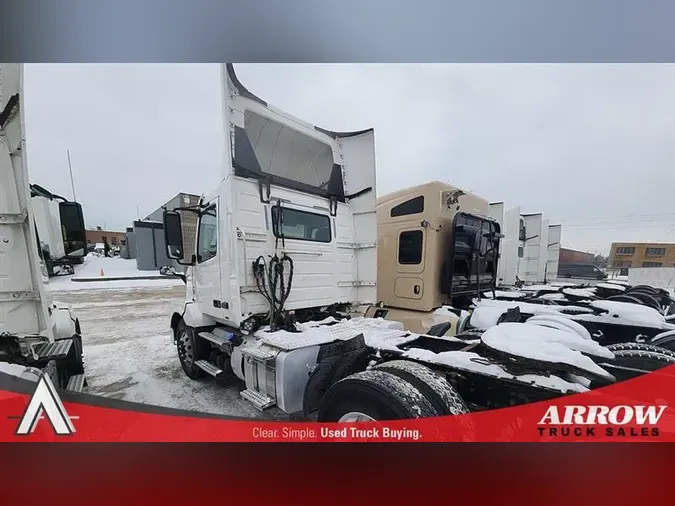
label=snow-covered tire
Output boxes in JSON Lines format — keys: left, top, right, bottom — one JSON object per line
{"left": 526, "top": 315, "right": 592, "bottom": 340}
{"left": 175, "top": 320, "right": 208, "bottom": 380}
{"left": 374, "top": 360, "right": 469, "bottom": 416}
{"left": 454, "top": 329, "right": 485, "bottom": 340}
{"left": 650, "top": 330, "right": 675, "bottom": 351}
{"left": 622, "top": 292, "right": 662, "bottom": 311}
{"left": 317, "top": 369, "right": 438, "bottom": 422}
{"left": 605, "top": 342, "right": 675, "bottom": 359}
{"left": 607, "top": 349, "right": 675, "bottom": 381}
{"left": 627, "top": 285, "right": 659, "bottom": 295}
{"left": 607, "top": 295, "right": 644, "bottom": 305}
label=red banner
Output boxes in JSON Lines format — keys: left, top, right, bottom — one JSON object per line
{"left": 1, "top": 365, "right": 674, "bottom": 442}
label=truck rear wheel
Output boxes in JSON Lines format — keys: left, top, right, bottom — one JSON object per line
{"left": 317, "top": 369, "right": 438, "bottom": 422}
{"left": 175, "top": 320, "right": 207, "bottom": 380}
{"left": 374, "top": 360, "right": 469, "bottom": 416}
{"left": 605, "top": 342, "right": 675, "bottom": 359}
{"left": 605, "top": 348, "right": 675, "bottom": 382}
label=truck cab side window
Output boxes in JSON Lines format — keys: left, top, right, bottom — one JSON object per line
{"left": 197, "top": 206, "right": 218, "bottom": 263}
{"left": 398, "top": 230, "right": 423, "bottom": 265}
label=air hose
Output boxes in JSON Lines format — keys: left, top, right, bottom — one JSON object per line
{"left": 253, "top": 253, "right": 295, "bottom": 332}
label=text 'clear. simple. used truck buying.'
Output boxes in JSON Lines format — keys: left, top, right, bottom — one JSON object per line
{"left": 161, "top": 65, "right": 675, "bottom": 422}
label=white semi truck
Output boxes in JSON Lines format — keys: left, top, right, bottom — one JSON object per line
{"left": 161, "top": 64, "right": 674, "bottom": 421}
{"left": 0, "top": 63, "right": 86, "bottom": 391}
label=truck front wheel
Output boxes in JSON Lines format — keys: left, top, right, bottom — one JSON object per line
{"left": 317, "top": 369, "right": 438, "bottom": 422}
{"left": 175, "top": 320, "right": 207, "bottom": 380}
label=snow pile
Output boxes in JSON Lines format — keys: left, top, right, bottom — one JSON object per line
{"left": 537, "top": 293, "right": 569, "bottom": 302}
{"left": 595, "top": 282, "right": 626, "bottom": 292}
{"left": 482, "top": 290, "right": 528, "bottom": 299}
{"left": 562, "top": 287, "right": 597, "bottom": 298}
{"left": 470, "top": 306, "right": 508, "bottom": 329}
{"left": 525, "top": 314, "right": 592, "bottom": 340}
{"left": 480, "top": 324, "right": 614, "bottom": 380}
{"left": 474, "top": 298, "right": 594, "bottom": 315}
{"left": 569, "top": 300, "right": 674, "bottom": 330}
{"left": 47, "top": 256, "right": 184, "bottom": 292}
{"left": 550, "top": 281, "right": 580, "bottom": 287}
{"left": 519, "top": 284, "right": 561, "bottom": 293}
{"left": 402, "top": 348, "right": 588, "bottom": 394}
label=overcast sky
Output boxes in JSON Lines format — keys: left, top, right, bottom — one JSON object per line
{"left": 23, "top": 64, "right": 675, "bottom": 255}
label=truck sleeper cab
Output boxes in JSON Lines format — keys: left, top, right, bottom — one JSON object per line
{"left": 365, "top": 181, "right": 502, "bottom": 335}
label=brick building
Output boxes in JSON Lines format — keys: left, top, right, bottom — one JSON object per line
{"left": 86, "top": 228, "right": 127, "bottom": 247}
{"left": 559, "top": 247, "right": 595, "bottom": 264}
{"left": 145, "top": 193, "right": 200, "bottom": 262}
{"left": 608, "top": 242, "right": 675, "bottom": 269}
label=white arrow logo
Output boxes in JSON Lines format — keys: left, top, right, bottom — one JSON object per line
{"left": 15, "top": 372, "right": 76, "bottom": 436}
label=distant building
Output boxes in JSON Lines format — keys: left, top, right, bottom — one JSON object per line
{"left": 609, "top": 242, "right": 675, "bottom": 269}
{"left": 145, "top": 193, "right": 200, "bottom": 262}
{"left": 86, "top": 227, "right": 126, "bottom": 248}
{"left": 559, "top": 248, "right": 595, "bottom": 264}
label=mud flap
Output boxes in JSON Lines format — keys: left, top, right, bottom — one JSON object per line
{"left": 302, "top": 333, "right": 372, "bottom": 417}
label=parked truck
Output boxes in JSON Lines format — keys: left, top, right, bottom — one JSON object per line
{"left": 161, "top": 64, "right": 675, "bottom": 422}
{"left": 0, "top": 63, "right": 86, "bottom": 392}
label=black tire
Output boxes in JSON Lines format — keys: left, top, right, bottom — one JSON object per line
{"left": 374, "top": 360, "right": 469, "bottom": 416}
{"left": 650, "top": 331, "right": 675, "bottom": 351}
{"left": 455, "top": 329, "right": 485, "bottom": 340}
{"left": 627, "top": 285, "right": 659, "bottom": 295}
{"left": 605, "top": 342, "right": 675, "bottom": 359}
{"left": 317, "top": 369, "right": 438, "bottom": 422}
{"left": 175, "top": 320, "right": 208, "bottom": 379}
{"left": 623, "top": 292, "right": 662, "bottom": 310}
{"left": 606, "top": 295, "right": 644, "bottom": 305}
{"left": 606, "top": 349, "right": 675, "bottom": 381}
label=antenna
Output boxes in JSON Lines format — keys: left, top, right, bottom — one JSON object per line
{"left": 66, "top": 149, "right": 77, "bottom": 202}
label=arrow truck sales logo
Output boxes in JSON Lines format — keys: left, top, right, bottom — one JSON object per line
{"left": 11, "top": 373, "right": 77, "bottom": 436}
{"left": 537, "top": 405, "right": 667, "bottom": 438}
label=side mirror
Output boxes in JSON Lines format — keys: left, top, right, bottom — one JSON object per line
{"left": 163, "top": 210, "right": 184, "bottom": 260}
{"left": 158, "top": 264, "right": 187, "bottom": 284}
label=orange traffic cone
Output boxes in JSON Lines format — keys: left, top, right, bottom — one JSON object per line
{"left": 100, "top": 269, "right": 105, "bottom": 277}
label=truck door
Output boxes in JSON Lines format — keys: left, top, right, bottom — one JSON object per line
{"left": 193, "top": 198, "right": 223, "bottom": 318}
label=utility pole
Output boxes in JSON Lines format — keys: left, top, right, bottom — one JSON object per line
{"left": 66, "top": 149, "right": 77, "bottom": 202}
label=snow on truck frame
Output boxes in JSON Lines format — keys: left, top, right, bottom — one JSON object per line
{"left": 0, "top": 63, "right": 86, "bottom": 391}
{"left": 162, "top": 65, "right": 675, "bottom": 421}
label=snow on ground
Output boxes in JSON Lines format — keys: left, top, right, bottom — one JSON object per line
{"left": 47, "top": 255, "right": 183, "bottom": 291}
{"left": 49, "top": 283, "right": 295, "bottom": 420}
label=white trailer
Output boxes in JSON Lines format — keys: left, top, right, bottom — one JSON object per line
{"left": 0, "top": 63, "right": 86, "bottom": 391}
{"left": 546, "top": 224, "right": 562, "bottom": 282}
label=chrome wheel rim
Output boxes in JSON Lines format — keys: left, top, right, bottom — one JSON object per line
{"left": 178, "top": 330, "right": 194, "bottom": 367}
{"left": 338, "top": 412, "right": 376, "bottom": 423}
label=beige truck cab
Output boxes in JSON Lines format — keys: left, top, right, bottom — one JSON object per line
{"left": 365, "top": 181, "right": 502, "bottom": 335}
